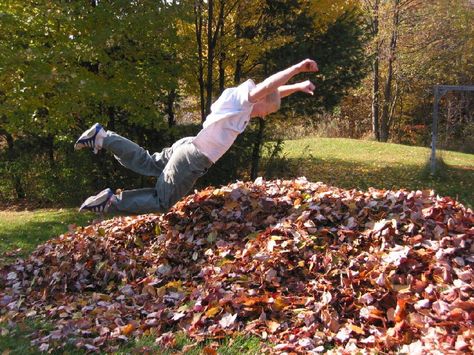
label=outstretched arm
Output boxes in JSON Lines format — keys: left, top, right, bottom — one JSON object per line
{"left": 278, "top": 80, "right": 316, "bottom": 98}
{"left": 248, "top": 59, "right": 318, "bottom": 103}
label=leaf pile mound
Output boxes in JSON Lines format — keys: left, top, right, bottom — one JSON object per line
{"left": 1, "top": 178, "right": 473, "bottom": 354}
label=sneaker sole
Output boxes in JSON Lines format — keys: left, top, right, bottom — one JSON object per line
{"left": 74, "top": 123, "right": 102, "bottom": 150}
{"left": 79, "top": 188, "right": 113, "bottom": 212}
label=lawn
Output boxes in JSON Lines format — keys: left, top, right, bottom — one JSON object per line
{"left": 271, "top": 137, "right": 473, "bottom": 208}
{"left": 1, "top": 137, "right": 473, "bottom": 353}
{"left": 0, "top": 321, "right": 261, "bottom": 355}
{"left": 0, "top": 209, "right": 95, "bottom": 266}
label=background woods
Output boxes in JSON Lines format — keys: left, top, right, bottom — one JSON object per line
{"left": 0, "top": 0, "right": 472, "bottom": 205}
{"left": 359, "top": 0, "right": 474, "bottom": 145}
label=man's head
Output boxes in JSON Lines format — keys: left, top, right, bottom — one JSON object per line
{"left": 250, "top": 91, "right": 281, "bottom": 118}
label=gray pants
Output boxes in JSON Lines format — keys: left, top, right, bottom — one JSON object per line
{"left": 103, "top": 131, "right": 212, "bottom": 214}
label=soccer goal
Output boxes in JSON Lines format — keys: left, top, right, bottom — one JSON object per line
{"left": 430, "top": 85, "right": 474, "bottom": 174}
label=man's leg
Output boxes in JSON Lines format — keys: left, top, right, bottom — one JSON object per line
{"left": 102, "top": 131, "right": 173, "bottom": 177}
{"left": 108, "top": 141, "right": 212, "bottom": 214}
{"left": 75, "top": 123, "right": 173, "bottom": 177}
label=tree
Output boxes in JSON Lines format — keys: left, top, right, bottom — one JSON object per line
{"left": 362, "top": 0, "right": 381, "bottom": 141}
{"left": 379, "top": 0, "right": 401, "bottom": 142}
{"left": 192, "top": 0, "right": 239, "bottom": 121}
{"left": 0, "top": 0, "right": 190, "bottom": 200}
{"left": 1, "top": 0, "right": 188, "bottom": 131}
{"left": 397, "top": 0, "right": 474, "bottom": 149}
{"left": 362, "top": 0, "right": 418, "bottom": 142}
{"left": 244, "top": 2, "right": 370, "bottom": 178}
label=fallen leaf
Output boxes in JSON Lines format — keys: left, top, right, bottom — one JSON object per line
{"left": 219, "top": 313, "right": 237, "bottom": 328}
{"left": 205, "top": 306, "right": 221, "bottom": 318}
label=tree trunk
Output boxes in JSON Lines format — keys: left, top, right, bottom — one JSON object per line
{"left": 205, "top": 0, "right": 215, "bottom": 117}
{"left": 370, "top": 0, "right": 380, "bottom": 141}
{"left": 47, "top": 134, "right": 55, "bottom": 168}
{"left": 107, "top": 106, "right": 116, "bottom": 131}
{"left": 250, "top": 60, "right": 268, "bottom": 180}
{"left": 234, "top": 58, "right": 242, "bottom": 85}
{"left": 1, "top": 129, "right": 25, "bottom": 199}
{"left": 218, "top": 19, "right": 226, "bottom": 94}
{"left": 250, "top": 118, "right": 265, "bottom": 180}
{"left": 372, "top": 54, "right": 380, "bottom": 141}
{"left": 380, "top": 0, "right": 400, "bottom": 142}
{"left": 166, "top": 89, "right": 177, "bottom": 127}
{"left": 205, "top": 0, "right": 226, "bottom": 116}
{"left": 218, "top": 51, "right": 226, "bottom": 94}
{"left": 233, "top": 17, "right": 243, "bottom": 85}
{"left": 194, "top": 0, "right": 206, "bottom": 121}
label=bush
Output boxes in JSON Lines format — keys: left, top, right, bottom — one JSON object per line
{"left": 0, "top": 124, "right": 266, "bottom": 206}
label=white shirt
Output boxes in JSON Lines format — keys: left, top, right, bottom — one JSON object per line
{"left": 192, "top": 79, "right": 256, "bottom": 163}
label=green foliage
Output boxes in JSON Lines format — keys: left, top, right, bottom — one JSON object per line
{"left": 260, "top": 5, "right": 370, "bottom": 115}
{"left": 0, "top": 0, "right": 186, "bottom": 135}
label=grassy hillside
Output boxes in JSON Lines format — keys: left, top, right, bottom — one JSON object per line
{"left": 267, "top": 137, "right": 473, "bottom": 208}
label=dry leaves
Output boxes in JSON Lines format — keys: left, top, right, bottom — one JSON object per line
{"left": 0, "top": 177, "right": 473, "bottom": 353}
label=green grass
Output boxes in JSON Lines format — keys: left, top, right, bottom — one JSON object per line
{"left": 0, "top": 320, "right": 86, "bottom": 355}
{"left": 0, "top": 320, "right": 262, "bottom": 354}
{"left": 268, "top": 137, "right": 473, "bottom": 208}
{"left": 1, "top": 137, "right": 473, "bottom": 353}
{"left": 117, "top": 331, "right": 262, "bottom": 355}
{"left": 0, "top": 208, "right": 95, "bottom": 265}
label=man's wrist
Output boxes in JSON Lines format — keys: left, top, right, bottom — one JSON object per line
{"left": 292, "top": 64, "right": 302, "bottom": 74}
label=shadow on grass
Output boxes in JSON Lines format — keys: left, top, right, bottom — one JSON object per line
{"left": 265, "top": 154, "right": 473, "bottom": 208}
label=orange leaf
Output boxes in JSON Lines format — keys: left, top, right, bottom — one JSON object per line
{"left": 349, "top": 324, "right": 365, "bottom": 335}
{"left": 394, "top": 299, "right": 407, "bottom": 322}
{"left": 224, "top": 200, "right": 239, "bottom": 210}
{"left": 273, "top": 297, "right": 287, "bottom": 311}
{"left": 202, "top": 347, "right": 217, "bottom": 355}
{"left": 121, "top": 324, "right": 134, "bottom": 336}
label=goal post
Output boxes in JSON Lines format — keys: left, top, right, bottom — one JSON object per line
{"left": 430, "top": 85, "right": 474, "bottom": 174}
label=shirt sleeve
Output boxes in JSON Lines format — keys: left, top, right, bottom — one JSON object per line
{"left": 235, "top": 79, "right": 256, "bottom": 109}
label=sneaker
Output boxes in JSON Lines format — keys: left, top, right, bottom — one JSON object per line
{"left": 79, "top": 188, "right": 114, "bottom": 213}
{"left": 74, "top": 123, "right": 105, "bottom": 154}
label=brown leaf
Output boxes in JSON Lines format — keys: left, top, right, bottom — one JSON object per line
{"left": 202, "top": 347, "right": 217, "bottom": 355}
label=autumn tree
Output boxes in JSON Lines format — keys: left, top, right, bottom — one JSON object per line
{"left": 356, "top": 0, "right": 473, "bottom": 146}
{"left": 362, "top": 0, "right": 419, "bottom": 142}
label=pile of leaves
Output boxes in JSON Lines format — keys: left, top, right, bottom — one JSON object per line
{"left": 1, "top": 178, "right": 473, "bottom": 353}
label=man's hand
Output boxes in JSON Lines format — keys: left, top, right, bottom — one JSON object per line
{"left": 278, "top": 80, "right": 316, "bottom": 98}
{"left": 295, "top": 59, "right": 319, "bottom": 73}
{"left": 299, "top": 80, "right": 315, "bottom": 95}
